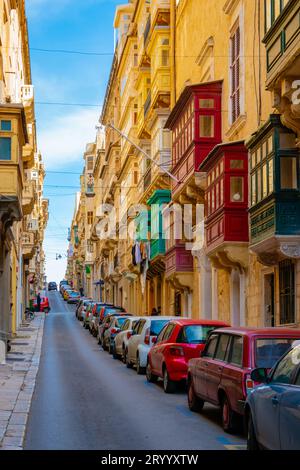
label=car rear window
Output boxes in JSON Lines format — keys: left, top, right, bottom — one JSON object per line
{"left": 255, "top": 338, "right": 300, "bottom": 368}
{"left": 150, "top": 320, "right": 169, "bottom": 336}
{"left": 116, "top": 317, "right": 127, "bottom": 327}
{"left": 177, "top": 325, "right": 219, "bottom": 344}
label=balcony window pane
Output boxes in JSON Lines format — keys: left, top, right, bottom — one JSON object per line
{"left": 257, "top": 168, "right": 262, "bottom": 201}
{"left": 262, "top": 141, "right": 267, "bottom": 160}
{"left": 262, "top": 163, "right": 268, "bottom": 198}
{"left": 220, "top": 159, "right": 224, "bottom": 174}
{"left": 199, "top": 99, "right": 214, "bottom": 108}
{"left": 265, "top": 0, "right": 272, "bottom": 31}
{"left": 199, "top": 115, "right": 214, "bottom": 138}
{"left": 274, "top": 0, "right": 281, "bottom": 22}
{"left": 1, "top": 120, "right": 11, "bottom": 131}
{"left": 281, "top": 157, "right": 297, "bottom": 189}
{"left": 280, "top": 132, "right": 296, "bottom": 149}
{"left": 251, "top": 173, "right": 257, "bottom": 205}
{"left": 215, "top": 164, "right": 219, "bottom": 179}
{"left": 220, "top": 178, "right": 224, "bottom": 205}
{"left": 230, "top": 159, "right": 243, "bottom": 169}
{"left": 230, "top": 177, "right": 244, "bottom": 202}
{"left": 216, "top": 182, "right": 219, "bottom": 208}
{"left": 251, "top": 151, "right": 256, "bottom": 169}
{"left": 161, "top": 50, "right": 169, "bottom": 66}
{"left": 268, "top": 159, "right": 274, "bottom": 194}
{"left": 268, "top": 134, "right": 273, "bottom": 154}
{"left": 207, "top": 191, "right": 211, "bottom": 215}
{"left": 212, "top": 188, "right": 215, "bottom": 212}
{"left": 0, "top": 137, "right": 11, "bottom": 160}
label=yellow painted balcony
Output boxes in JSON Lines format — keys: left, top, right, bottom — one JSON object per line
{"left": 22, "top": 232, "right": 35, "bottom": 260}
{"left": 151, "top": 0, "right": 170, "bottom": 27}
{"left": 151, "top": 68, "right": 171, "bottom": 111}
{"left": 22, "top": 181, "right": 36, "bottom": 216}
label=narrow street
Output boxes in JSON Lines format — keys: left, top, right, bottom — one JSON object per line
{"left": 24, "top": 292, "right": 246, "bottom": 451}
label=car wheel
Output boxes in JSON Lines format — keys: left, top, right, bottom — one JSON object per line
{"left": 136, "top": 355, "right": 145, "bottom": 375}
{"left": 187, "top": 379, "right": 204, "bottom": 412}
{"left": 146, "top": 362, "right": 158, "bottom": 383}
{"left": 221, "top": 395, "right": 239, "bottom": 434}
{"left": 125, "top": 349, "right": 133, "bottom": 369}
{"left": 247, "top": 411, "right": 259, "bottom": 450}
{"left": 163, "top": 367, "right": 176, "bottom": 393}
{"left": 112, "top": 344, "right": 119, "bottom": 360}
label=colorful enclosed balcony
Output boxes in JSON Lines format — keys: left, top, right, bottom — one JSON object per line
{"left": 148, "top": 189, "right": 171, "bottom": 270}
{"left": 165, "top": 81, "right": 222, "bottom": 203}
{"left": 246, "top": 114, "right": 300, "bottom": 266}
{"left": 199, "top": 140, "right": 249, "bottom": 270}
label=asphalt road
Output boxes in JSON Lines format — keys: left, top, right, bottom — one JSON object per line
{"left": 24, "top": 291, "right": 246, "bottom": 450}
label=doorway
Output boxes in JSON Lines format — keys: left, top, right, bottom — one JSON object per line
{"left": 264, "top": 273, "right": 275, "bottom": 327}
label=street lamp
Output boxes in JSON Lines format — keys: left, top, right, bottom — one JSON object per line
{"left": 96, "top": 122, "right": 180, "bottom": 184}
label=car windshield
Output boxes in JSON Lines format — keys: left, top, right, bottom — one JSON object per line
{"left": 177, "top": 325, "right": 218, "bottom": 344}
{"left": 150, "top": 320, "right": 169, "bottom": 336}
{"left": 255, "top": 338, "right": 300, "bottom": 368}
{"left": 116, "top": 317, "right": 127, "bottom": 327}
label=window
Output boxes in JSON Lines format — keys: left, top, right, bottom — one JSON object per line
{"left": 203, "top": 333, "right": 219, "bottom": 358}
{"left": 137, "top": 320, "right": 146, "bottom": 334}
{"left": 0, "top": 137, "right": 11, "bottom": 160}
{"left": 161, "top": 323, "right": 175, "bottom": 341}
{"left": 161, "top": 49, "right": 169, "bottom": 67}
{"left": 157, "top": 324, "right": 168, "bottom": 343}
{"left": 0, "top": 120, "right": 11, "bottom": 131}
{"left": 199, "top": 115, "right": 214, "bottom": 138}
{"left": 265, "top": 0, "right": 292, "bottom": 32}
{"left": 251, "top": 173, "right": 257, "bottom": 206}
{"left": 215, "top": 335, "right": 231, "bottom": 361}
{"left": 229, "top": 336, "right": 243, "bottom": 367}
{"left": 177, "top": 325, "right": 217, "bottom": 344}
{"left": 255, "top": 338, "right": 297, "bottom": 368}
{"left": 230, "top": 25, "right": 241, "bottom": 123}
{"left": 87, "top": 211, "right": 93, "bottom": 225}
{"left": 230, "top": 176, "right": 243, "bottom": 202}
{"left": 86, "top": 156, "right": 94, "bottom": 171}
{"left": 199, "top": 99, "right": 214, "bottom": 108}
{"left": 230, "top": 159, "right": 243, "bottom": 169}
{"left": 271, "top": 348, "right": 298, "bottom": 385}
{"left": 150, "top": 320, "right": 169, "bottom": 336}
{"left": 280, "top": 157, "right": 297, "bottom": 189}
{"left": 279, "top": 260, "right": 295, "bottom": 324}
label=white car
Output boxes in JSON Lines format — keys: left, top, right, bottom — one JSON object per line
{"left": 126, "top": 316, "right": 180, "bottom": 374}
{"left": 113, "top": 316, "right": 141, "bottom": 360}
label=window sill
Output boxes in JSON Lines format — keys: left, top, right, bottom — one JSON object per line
{"left": 225, "top": 114, "right": 247, "bottom": 139}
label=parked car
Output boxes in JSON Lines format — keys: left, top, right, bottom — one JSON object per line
{"left": 146, "top": 319, "right": 229, "bottom": 393}
{"left": 245, "top": 341, "right": 300, "bottom": 450}
{"left": 97, "top": 312, "right": 131, "bottom": 346}
{"left": 99, "top": 304, "right": 126, "bottom": 323}
{"left": 113, "top": 317, "right": 141, "bottom": 361}
{"left": 33, "top": 296, "right": 50, "bottom": 313}
{"left": 126, "top": 316, "right": 181, "bottom": 374}
{"left": 77, "top": 299, "right": 93, "bottom": 321}
{"left": 48, "top": 282, "right": 57, "bottom": 291}
{"left": 88, "top": 302, "right": 110, "bottom": 336}
{"left": 187, "top": 327, "right": 300, "bottom": 433}
{"left": 60, "top": 284, "right": 72, "bottom": 297}
{"left": 63, "top": 288, "right": 73, "bottom": 301}
{"left": 82, "top": 302, "right": 96, "bottom": 329}
{"left": 102, "top": 316, "right": 132, "bottom": 354}
{"left": 67, "top": 291, "right": 80, "bottom": 304}
{"left": 59, "top": 280, "right": 69, "bottom": 293}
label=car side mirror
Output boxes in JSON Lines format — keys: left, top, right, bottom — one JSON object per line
{"left": 250, "top": 368, "right": 268, "bottom": 383}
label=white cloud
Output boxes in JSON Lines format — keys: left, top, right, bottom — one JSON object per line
{"left": 38, "top": 107, "right": 100, "bottom": 169}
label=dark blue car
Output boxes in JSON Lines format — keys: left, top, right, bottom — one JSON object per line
{"left": 245, "top": 342, "right": 300, "bottom": 450}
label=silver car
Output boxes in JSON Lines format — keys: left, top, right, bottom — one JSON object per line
{"left": 102, "top": 315, "right": 132, "bottom": 354}
{"left": 113, "top": 317, "right": 141, "bottom": 360}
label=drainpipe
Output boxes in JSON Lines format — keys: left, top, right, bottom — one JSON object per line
{"left": 170, "top": 0, "right": 177, "bottom": 108}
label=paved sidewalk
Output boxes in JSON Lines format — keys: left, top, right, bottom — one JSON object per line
{"left": 0, "top": 313, "right": 45, "bottom": 450}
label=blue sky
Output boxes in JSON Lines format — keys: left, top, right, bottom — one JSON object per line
{"left": 26, "top": 0, "right": 120, "bottom": 283}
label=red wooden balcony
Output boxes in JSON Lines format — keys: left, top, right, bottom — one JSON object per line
{"left": 165, "top": 81, "right": 222, "bottom": 201}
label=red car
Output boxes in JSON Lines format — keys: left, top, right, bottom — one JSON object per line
{"left": 187, "top": 327, "right": 300, "bottom": 433}
{"left": 146, "top": 319, "right": 229, "bottom": 393}
{"left": 33, "top": 296, "right": 50, "bottom": 313}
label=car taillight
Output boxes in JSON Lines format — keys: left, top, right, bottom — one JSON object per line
{"left": 111, "top": 328, "right": 118, "bottom": 334}
{"left": 144, "top": 328, "right": 150, "bottom": 345}
{"left": 169, "top": 346, "right": 184, "bottom": 357}
{"left": 245, "top": 373, "right": 258, "bottom": 395}
{"left": 127, "top": 332, "right": 132, "bottom": 339}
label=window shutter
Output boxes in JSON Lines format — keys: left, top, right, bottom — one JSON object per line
{"left": 230, "top": 25, "right": 241, "bottom": 123}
